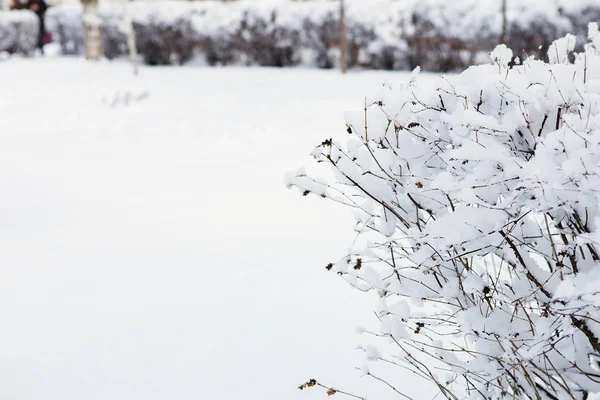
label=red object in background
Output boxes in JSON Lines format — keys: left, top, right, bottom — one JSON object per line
{"left": 41, "top": 31, "right": 52, "bottom": 45}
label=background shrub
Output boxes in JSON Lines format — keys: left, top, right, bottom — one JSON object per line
{"left": 40, "top": 0, "right": 600, "bottom": 71}
{"left": 0, "top": 10, "right": 39, "bottom": 56}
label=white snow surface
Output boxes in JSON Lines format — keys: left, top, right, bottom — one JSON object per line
{"left": 0, "top": 58, "right": 436, "bottom": 400}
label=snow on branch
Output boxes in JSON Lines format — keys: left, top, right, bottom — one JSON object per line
{"left": 289, "top": 24, "right": 600, "bottom": 399}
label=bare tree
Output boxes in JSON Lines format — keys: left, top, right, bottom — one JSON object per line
{"left": 122, "top": 0, "right": 139, "bottom": 75}
{"left": 82, "top": 0, "right": 102, "bottom": 60}
{"left": 500, "top": 0, "right": 507, "bottom": 44}
{"left": 339, "top": 0, "right": 347, "bottom": 73}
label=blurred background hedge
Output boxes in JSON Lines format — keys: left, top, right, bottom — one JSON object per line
{"left": 2, "top": 0, "right": 597, "bottom": 71}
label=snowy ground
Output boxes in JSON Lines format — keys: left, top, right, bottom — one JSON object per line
{"left": 0, "top": 58, "right": 436, "bottom": 400}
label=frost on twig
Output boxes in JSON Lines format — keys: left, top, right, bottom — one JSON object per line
{"left": 289, "top": 24, "right": 600, "bottom": 399}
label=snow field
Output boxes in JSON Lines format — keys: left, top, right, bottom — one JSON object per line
{"left": 0, "top": 58, "right": 435, "bottom": 399}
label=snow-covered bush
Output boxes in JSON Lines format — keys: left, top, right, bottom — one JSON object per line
{"left": 399, "top": 0, "right": 574, "bottom": 71}
{"left": 47, "top": 3, "right": 198, "bottom": 63}
{"left": 400, "top": 2, "right": 498, "bottom": 71}
{"left": 504, "top": 6, "right": 571, "bottom": 63}
{"left": 46, "top": 4, "right": 84, "bottom": 55}
{"left": 133, "top": 16, "right": 196, "bottom": 65}
{"left": 47, "top": 1, "right": 385, "bottom": 68}
{"left": 288, "top": 26, "right": 600, "bottom": 399}
{"left": 299, "top": 11, "right": 383, "bottom": 69}
{"left": 0, "top": 10, "right": 39, "bottom": 55}
{"left": 561, "top": 5, "right": 600, "bottom": 51}
{"left": 206, "top": 10, "right": 303, "bottom": 67}
{"left": 43, "top": 0, "right": 600, "bottom": 71}
{"left": 101, "top": 8, "right": 128, "bottom": 60}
